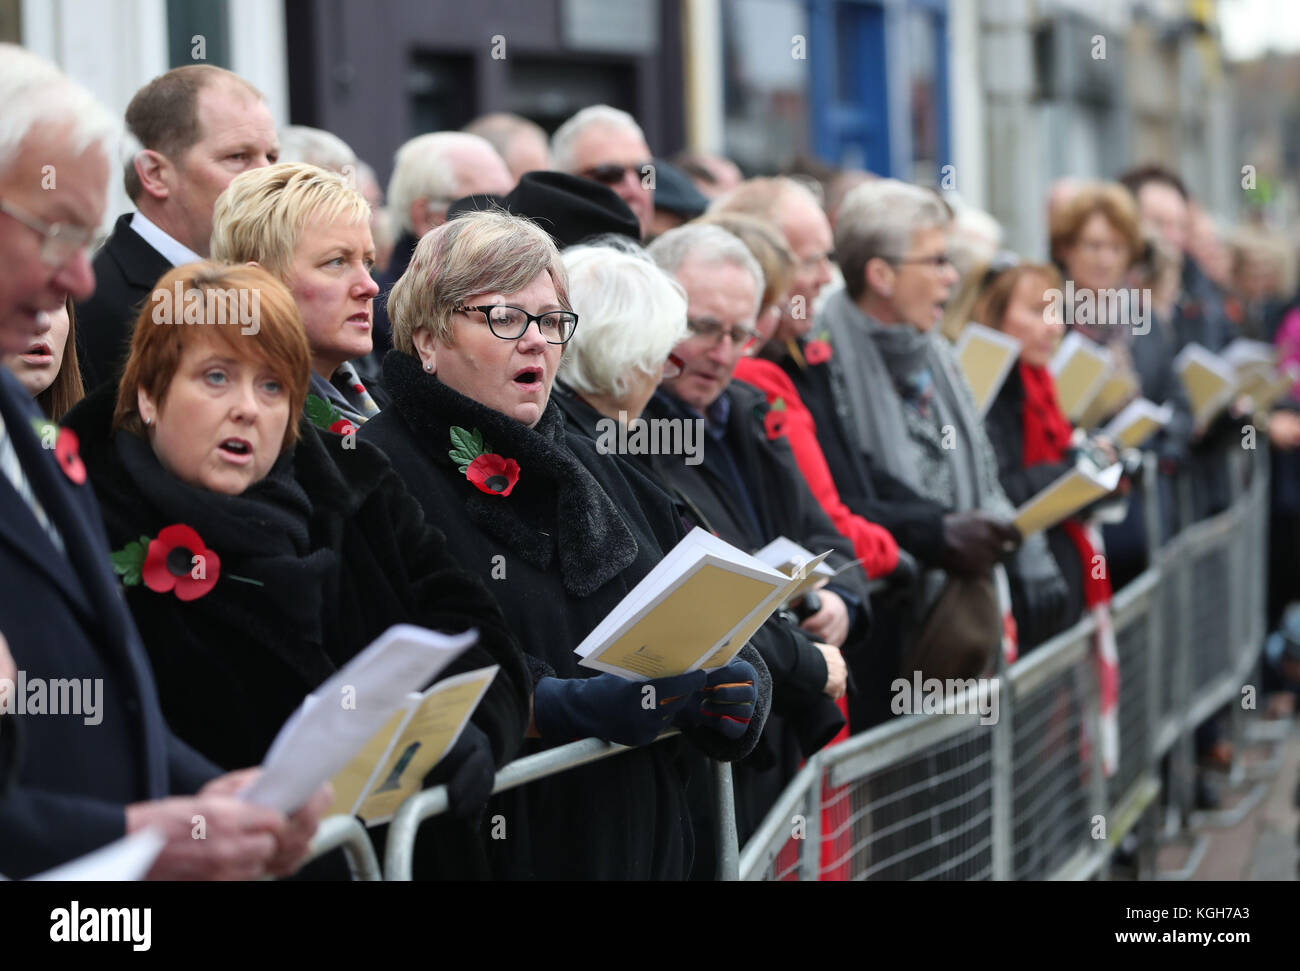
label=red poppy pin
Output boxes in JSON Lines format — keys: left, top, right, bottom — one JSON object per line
{"left": 30, "top": 418, "right": 85, "bottom": 485}
{"left": 330, "top": 418, "right": 358, "bottom": 437}
{"left": 111, "top": 524, "right": 218, "bottom": 600}
{"left": 449, "top": 426, "right": 519, "bottom": 497}
{"left": 803, "top": 336, "right": 833, "bottom": 366}
{"left": 763, "top": 397, "right": 789, "bottom": 440}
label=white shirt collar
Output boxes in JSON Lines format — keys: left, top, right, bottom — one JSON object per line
{"left": 130, "top": 211, "right": 202, "bottom": 267}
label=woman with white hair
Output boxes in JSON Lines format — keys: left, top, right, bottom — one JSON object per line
{"left": 553, "top": 243, "right": 687, "bottom": 434}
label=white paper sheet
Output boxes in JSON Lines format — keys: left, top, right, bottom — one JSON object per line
{"left": 240, "top": 625, "right": 478, "bottom": 813}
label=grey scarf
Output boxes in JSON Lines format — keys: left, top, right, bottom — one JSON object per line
{"left": 820, "top": 288, "right": 1063, "bottom": 602}
{"left": 821, "top": 288, "right": 985, "bottom": 511}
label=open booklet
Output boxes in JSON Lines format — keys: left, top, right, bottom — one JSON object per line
{"left": 327, "top": 665, "right": 498, "bottom": 826}
{"left": 1050, "top": 332, "right": 1112, "bottom": 422}
{"left": 954, "top": 322, "right": 1022, "bottom": 418}
{"left": 1174, "top": 343, "right": 1238, "bottom": 431}
{"left": 1078, "top": 367, "right": 1140, "bottom": 429}
{"left": 1102, "top": 398, "right": 1173, "bottom": 450}
{"left": 753, "top": 536, "right": 846, "bottom": 604}
{"left": 1242, "top": 362, "right": 1299, "bottom": 413}
{"left": 239, "top": 624, "right": 480, "bottom": 814}
{"left": 1013, "top": 460, "right": 1124, "bottom": 536}
{"left": 576, "top": 527, "right": 830, "bottom": 680}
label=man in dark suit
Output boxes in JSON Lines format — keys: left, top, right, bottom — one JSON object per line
{"left": 75, "top": 64, "right": 279, "bottom": 390}
{"left": 0, "top": 44, "right": 325, "bottom": 880}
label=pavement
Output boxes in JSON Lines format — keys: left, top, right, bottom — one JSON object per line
{"left": 1152, "top": 713, "right": 1300, "bottom": 880}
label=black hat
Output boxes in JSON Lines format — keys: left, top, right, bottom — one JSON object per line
{"left": 445, "top": 171, "right": 640, "bottom": 248}
{"left": 651, "top": 158, "right": 709, "bottom": 219}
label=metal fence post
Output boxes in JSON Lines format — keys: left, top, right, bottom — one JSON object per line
{"left": 798, "top": 756, "right": 822, "bottom": 881}
{"left": 713, "top": 760, "right": 740, "bottom": 880}
{"left": 991, "top": 652, "right": 1013, "bottom": 880}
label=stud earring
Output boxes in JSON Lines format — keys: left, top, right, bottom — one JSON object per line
{"left": 424, "top": 361, "right": 433, "bottom": 372}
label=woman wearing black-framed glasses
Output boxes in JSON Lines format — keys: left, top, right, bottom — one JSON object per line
{"left": 361, "top": 210, "right": 769, "bottom": 881}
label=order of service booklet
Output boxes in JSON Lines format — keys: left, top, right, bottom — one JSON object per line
{"left": 327, "top": 665, "right": 498, "bottom": 825}
{"left": 1013, "top": 461, "right": 1124, "bottom": 536}
{"left": 1242, "top": 363, "right": 1299, "bottom": 413}
{"left": 1173, "top": 343, "right": 1239, "bottom": 431}
{"left": 239, "top": 624, "right": 479, "bottom": 814}
{"left": 1078, "top": 367, "right": 1141, "bottom": 429}
{"left": 575, "top": 527, "right": 829, "bottom": 680}
{"left": 1049, "top": 332, "right": 1113, "bottom": 422}
{"left": 954, "top": 322, "right": 1022, "bottom": 418}
{"left": 753, "top": 535, "right": 869, "bottom": 605}
{"left": 1102, "top": 398, "right": 1174, "bottom": 450}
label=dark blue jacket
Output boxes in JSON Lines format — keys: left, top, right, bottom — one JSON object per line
{"left": 0, "top": 367, "right": 218, "bottom": 878}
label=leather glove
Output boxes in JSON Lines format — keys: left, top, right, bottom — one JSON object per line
{"left": 1015, "top": 571, "right": 1072, "bottom": 646}
{"left": 887, "top": 548, "right": 920, "bottom": 588}
{"left": 674, "top": 661, "right": 758, "bottom": 740}
{"left": 424, "top": 722, "right": 495, "bottom": 820}
{"left": 941, "top": 512, "right": 1021, "bottom": 575}
{"left": 533, "top": 670, "right": 707, "bottom": 747}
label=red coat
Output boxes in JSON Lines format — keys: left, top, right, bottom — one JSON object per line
{"left": 734, "top": 358, "right": 899, "bottom": 579}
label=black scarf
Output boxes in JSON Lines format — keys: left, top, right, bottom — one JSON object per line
{"left": 113, "top": 430, "right": 338, "bottom": 649}
{"left": 382, "top": 351, "right": 638, "bottom": 597}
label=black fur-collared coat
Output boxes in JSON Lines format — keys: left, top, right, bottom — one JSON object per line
{"left": 360, "top": 351, "right": 772, "bottom": 880}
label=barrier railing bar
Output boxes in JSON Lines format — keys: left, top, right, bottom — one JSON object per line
{"left": 303, "top": 814, "right": 382, "bottom": 881}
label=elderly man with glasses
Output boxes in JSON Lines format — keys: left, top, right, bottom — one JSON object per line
{"left": 642, "top": 223, "right": 870, "bottom": 840}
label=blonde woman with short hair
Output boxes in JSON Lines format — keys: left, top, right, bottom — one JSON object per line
{"left": 212, "top": 161, "right": 383, "bottom": 426}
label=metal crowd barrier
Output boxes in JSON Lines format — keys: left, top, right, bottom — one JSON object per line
{"left": 301, "top": 444, "right": 1270, "bottom": 882}
{"left": 738, "top": 445, "right": 1271, "bottom": 880}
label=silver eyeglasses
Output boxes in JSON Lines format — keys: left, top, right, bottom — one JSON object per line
{"left": 0, "top": 199, "right": 96, "bottom": 267}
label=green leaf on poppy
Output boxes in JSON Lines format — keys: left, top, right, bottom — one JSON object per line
{"left": 304, "top": 394, "right": 340, "bottom": 430}
{"left": 770, "top": 397, "right": 786, "bottom": 412}
{"left": 449, "top": 425, "right": 488, "bottom": 468}
{"left": 458, "top": 464, "right": 469, "bottom": 474}
{"left": 28, "top": 417, "right": 57, "bottom": 450}
{"left": 110, "top": 535, "right": 150, "bottom": 587}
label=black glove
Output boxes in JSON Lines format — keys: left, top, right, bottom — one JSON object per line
{"left": 887, "top": 548, "right": 920, "bottom": 587}
{"left": 533, "top": 670, "right": 706, "bottom": 747}
{"left": 424, "top": 722, "right": 495, "bottom": 820}
{"left": 1014, "top": 571, "right": 1072, "bottom": 647}
{"left": 674, "top": 661, "right": 758, "bottom": 740}
{"left": 941, "top": 512, "right": 1021, "bottom": 575}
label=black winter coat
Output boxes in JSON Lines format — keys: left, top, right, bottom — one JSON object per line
{"left": 775, "top": 342, "right": 951, "bottom": 565}
{"left": 639, "top": 382, "right": 865, "bottom": 835}
{"left": 553, "top": 383, "right": 838, "bottom": 845}
{"left": 63, "top": 383, "right": 532, "bottom": 879}
{"left": 65, "top": 382, "right": 530, "bottom": 772}
{"left": 360, "top": 351, "right": 771, "bottom": 879}
{"left": 983, "top": 368, "right": 1086, "bottom": 649}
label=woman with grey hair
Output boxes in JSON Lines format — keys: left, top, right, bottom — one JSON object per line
{"left": 359, "top": 210, "right": 770, "bottom": 880}
{"left": 824, "top": 178, "right": 1070, "bottom": 662}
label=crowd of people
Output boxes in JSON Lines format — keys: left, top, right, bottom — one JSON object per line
{"left": 1, "top": 45, "right": 1296, "bottom": 881}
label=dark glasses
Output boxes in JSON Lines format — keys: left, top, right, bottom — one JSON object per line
{"left": 580, "top": 161, "right": 653, "bottom": 186}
